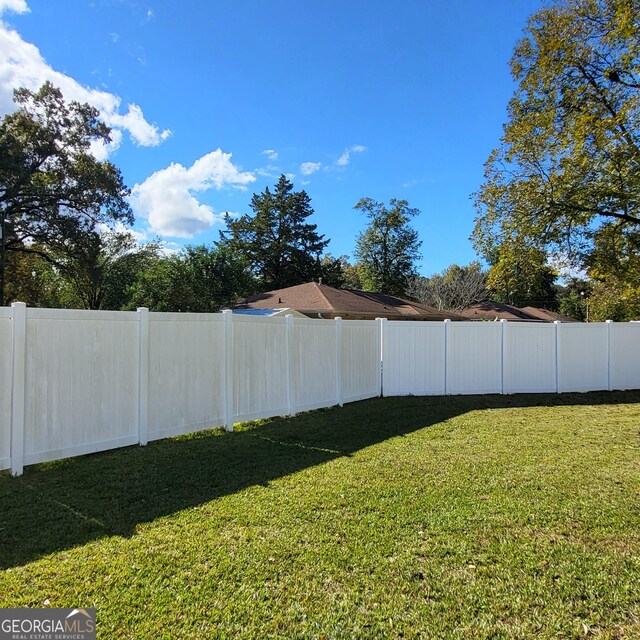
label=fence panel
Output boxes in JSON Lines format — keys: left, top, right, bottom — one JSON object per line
{"left": 23, "top": 309, "right": 139, "bottom": 466}
{"left": 0, "top": 309, "right": 12, "bottom": 470}
{"left": 232, "top": 315, "right": 288, "bottom": 422}
{"left": 148, "top": 313, "right": 225, "bottom": 440}
{"left": 291, "top": 318, "right": 338, "bottom": 412}
{"left": 610, "top": 323, "right": 640, "bottom": 390}
{"left": 382, "top": 321, "right": 446, "bottom": 396}
{"left": 557, "top": 323, "right": 609, "bottom": 392}
{"left": 341, "top": 320, "right": 380, "bottom": 402}
{"left": 447, "top": 322, "right": 502, "bottom": 395}
{"left": 503, "top": 322, "right": 557, "bottom": 393}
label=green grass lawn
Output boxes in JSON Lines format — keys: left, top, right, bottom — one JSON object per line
{"left": 1, "top": 392, "right": 639, "bottom": 639}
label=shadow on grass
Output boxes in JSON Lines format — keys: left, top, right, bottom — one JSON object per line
{"left": 1, "top": 391, "right": 638, "bottom": 569}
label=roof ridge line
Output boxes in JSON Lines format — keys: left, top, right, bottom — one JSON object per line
{"left": 314, "top": 281, "right": 334, "bottom": 309}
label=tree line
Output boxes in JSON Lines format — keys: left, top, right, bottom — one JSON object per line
{"left": 0, "top": 83, "right": 425, "bottom": 311}
{"left": 2, "top": 0, "right": 639, "bottom": 320}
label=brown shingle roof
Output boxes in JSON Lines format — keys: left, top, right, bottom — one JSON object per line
{"left": 520, "top": 306, "right": 579, "bottom": 323}
{"left": 235, "top": 282, "right": 465, "bottom": 320}
{"left": 460, "top": 302, "right": 580, "bottom": 322}
{"left": 459, "top": 302, "right": 542, "bottom": 321}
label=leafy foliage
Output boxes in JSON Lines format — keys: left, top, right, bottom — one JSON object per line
{"left": 487, "top": 244, "right": 558, "bottom": 308}
{"left": 220, "top": 175, "right": 329, "bottom": 290}
{"left": 0, "top": 82, "right": 131, "bottom": 303}
{"left": 129, "top": 244, "right": 256, "bottom": 312}
{"left": 557, "top": 278, "right": 591, "bottom": 321}
{"left": 4, "top": 231, "right": 163, "bottom": 310}
{"left": 587, "top": 224, "right": 640, "bottom": 319}
{"left": 354, "top": 197, "right": 421, "bottom": 296}
{"left": 473, "top": 0, "right": 640, "bottom": 267}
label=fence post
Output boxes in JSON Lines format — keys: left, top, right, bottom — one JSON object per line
{"left": 500, "top": 319, "right": 507, "bottom": 394}
{"left": 554, "top": 321, "right": 562, "bottom": 393}
{"left": 606, "top": 320, "right": 613, "bottom": 391}
{"left": 285, "top": 314, "right": 295, "bottom": 415}
{"left": 376, "top": 317, "right": 385, "bottom": 397}
{"left": 10, "top": 302, "right": 26, "bottom": 476}
{"left": 335, "top": 316, "right": 343, "bottom": 407}
{"left": 223, "top": 309, "right": 234, "bottom": 431}
{"left": 137, "top": 307, "right": 149, "bottom": 446}
{"left": 443, "top": 319, "right": 451, "bottom": 395}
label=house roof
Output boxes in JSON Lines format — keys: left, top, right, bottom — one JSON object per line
{"left": 235, "top": 282, "right": 466, "bottom": 320}
{"left": 520, "top": 306, "right": 579, "bottom": 323}
{"left": 460, "top": 302, "right": 579, "bottom": 322}
{"left": 460, "top": 302, "right": 543, "bottom": 321}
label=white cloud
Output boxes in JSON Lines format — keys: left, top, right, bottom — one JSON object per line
{"left": 255, "top": 165, "right": 279, "bottom": 178}
{"left": 300, "top": 161, "right": 321, "bottom": 175}
{"left": 0, "top": 1, "right": 28, "bottom": 14}
{"left": 261, "top": 149, "right": 279, "bottom": 160}
{"left": 130, "top": 149, "right": 255, "bottom": 238}
{"left": 336, "top": 144, "right": 366, "bottom": 167}
{"left": 0, "top": 1, "right": 170, "bottom": 150}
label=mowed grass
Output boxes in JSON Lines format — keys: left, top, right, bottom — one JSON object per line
{"left": 1, "top": 393, "right": 640, "bottom": 639}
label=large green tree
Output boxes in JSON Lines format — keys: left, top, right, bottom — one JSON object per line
{"left": 473, "top": 0, "right": 640, "bottom": 268}
{"left": 354, "top": 197, "right": 422, "bottom": 296}
{"left": 55, "top": 230, "right": 162, "bottom": 310}
{"left": 129, "top": 244, "right": 255, "bottom": 312}
{"left": 3, "top": 230, "right": 163, "bottom": 310}
{"left": 0, "top": 82, "right": 132, "bottom": 304}
{"left": 487, "top": 244, "right": 558, "bottom": 309}
{"left": 220, "top": 175, "right": 329, "bottom": 290}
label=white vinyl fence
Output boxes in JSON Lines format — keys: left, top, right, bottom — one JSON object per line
{"left": 1, "top": 304, "right": 639, "bottom": 476}
{"left": 0, "top": 304, "right": 381, "bottom": 475}
{"left": 381, "top": 318, "right": 640, "bottom": 396}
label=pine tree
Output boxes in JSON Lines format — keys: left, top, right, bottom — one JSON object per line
{"left": 220, "top": 175, "right": 329, "bottom": 290}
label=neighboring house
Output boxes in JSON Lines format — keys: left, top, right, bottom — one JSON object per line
{"left": 234, "top": 282, "right": 466, "bottom": 321}
{"left": 461, "top": 301, "right": 579, "bottom": 322}
{"left": 231, "top": 307, "right": 307, "bottom": 318}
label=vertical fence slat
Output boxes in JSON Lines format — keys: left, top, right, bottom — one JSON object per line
{"left": 606, "top": 319, "right": 613, "bottom": 391}
{"left": 335, "top": 317, "right": 343, "bottom": 407}
{"left": 500, "top": 319, "right": 507, "bottom": 394}
{"left": 223, "top": 309, "right": 234, "bottom": 431}
{"left": 286, "top": 314, "right": 295, "bottom": 415}
{"left": 376, "top": 317, "right": 384, "bottom": 397}
{"left": 554, "top": 321, "right": 561, "bottom": 393}
{"left": 443, "top": 319, "right": 451, "bottom": 395}
{"left": 10, "top": 302, "right": 27, "bottom": 476}
{"left": 137, "top": 307, "right": 149, "bottom": 445}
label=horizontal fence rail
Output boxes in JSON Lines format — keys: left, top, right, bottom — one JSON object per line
{"left": 1, "top": 303, "right": 639, "bottom": 475}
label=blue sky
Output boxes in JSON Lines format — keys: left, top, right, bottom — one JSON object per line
{"left": 0, "top": 0, "right": 543, "bottom": 275}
